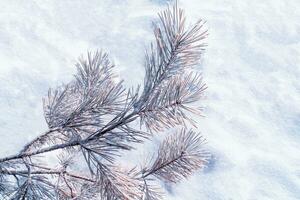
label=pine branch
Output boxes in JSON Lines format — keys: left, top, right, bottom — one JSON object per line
{"left": 140, "top": 178, "right": 163, "bottom": 200}
{"left": 96, "top": 165, "right": 142, "bottom": 200}
{"left": 142, "top": 129, "right": 210, "bottom": 183}
{"left": 1, "top": 167, "right": 94, "bottom": 183}
{"left": 138, "top": 1, "right": 207, "bottom": 106}
{"left": 139, "top": 73, "right": 207, "bottom": 131}
{"left": 0, "top": 108, "right": 140, "bottom": 163}
{"left": 0, "top": 1, "right": 209, "bottom": 199}
{"left": 8, "top": 176, "right": 55, "bottom": 200}
{"left": 21, "top": 128, "right": 61, "bottom": 153}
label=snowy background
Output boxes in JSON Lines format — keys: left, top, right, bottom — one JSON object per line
{"left": 0, "top": 0, "right": 300, "bottom": 199}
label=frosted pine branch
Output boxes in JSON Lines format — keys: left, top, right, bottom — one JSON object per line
{"left": 0, "top": 1, "right": 209, "bottom": 199}
{"left": 141, "top": 129, "right": 209, "bottom": 183}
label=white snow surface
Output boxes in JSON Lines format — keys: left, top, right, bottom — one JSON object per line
{"left": 0, "top": 0, "right": 300, "bottom": 199}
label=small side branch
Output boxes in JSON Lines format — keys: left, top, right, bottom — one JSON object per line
{"left": 2, "top": 169, "right": 94, "bottom": 183}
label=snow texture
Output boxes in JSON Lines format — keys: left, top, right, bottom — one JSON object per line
{"left": 0, "top": 0, "right": 300, "bottom": 199}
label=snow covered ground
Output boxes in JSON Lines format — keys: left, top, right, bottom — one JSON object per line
{"left": 0, "top": 0, "right": 300, "bottom": 199}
